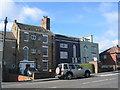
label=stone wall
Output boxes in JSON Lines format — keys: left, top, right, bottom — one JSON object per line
{"left": 89, "top": 61, "right": 98, "bottom": 73}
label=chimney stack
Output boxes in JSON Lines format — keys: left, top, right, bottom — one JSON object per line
{"left": 40, "top": 16, "right": 50, "bottom": 30}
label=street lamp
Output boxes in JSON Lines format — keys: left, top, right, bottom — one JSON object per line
{"left": 2, "top": 17, "right": 8, "bottom": 82}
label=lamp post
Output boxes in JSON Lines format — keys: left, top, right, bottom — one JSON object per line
{"left": 2, "top": 17, "right": 8, "bottom": 82}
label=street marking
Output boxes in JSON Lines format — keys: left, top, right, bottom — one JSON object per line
{"left": 50, "top": 87, "right": 57, "bottom": 88}
{"left": 97, "top": 73, "right": 118, "bottom": 77}
{"left": 82, "top": 78, "right": 116, "bottom": 85}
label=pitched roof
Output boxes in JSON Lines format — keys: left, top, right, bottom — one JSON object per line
{"left": 0, "top": 31, "right": 16, "bottom": 40}
{"left": 55, "top": 34, "right": 80, "bottom": 40}
{"left": 16, "top": 22, "right": 54, "bottom": 34}
{"left": 100, "top": 45, "right": 120, "bottom": 54}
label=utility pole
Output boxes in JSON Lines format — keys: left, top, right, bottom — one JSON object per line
{"left": 2, "top": 17, "right": 8, "bottom": 82}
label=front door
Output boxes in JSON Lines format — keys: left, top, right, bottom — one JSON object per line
{"left": 26, "top": 64, "right": 30, "bottom": 68}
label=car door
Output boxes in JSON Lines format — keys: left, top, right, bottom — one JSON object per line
{"left": 69, "top": 64, "right": 78, "bottom": 78}
{"left": 75, "top": 65, "right": 85, "bottom": 77}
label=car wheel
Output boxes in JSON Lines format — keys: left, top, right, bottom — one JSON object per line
{"left": 58, "top": 77, "right": 63, "bottom": 79}
{"left": 84, "top": 71, "right": 90, "bottom": 78}
{"left": 66, "top": 73, "right": 72, "bottom": 80}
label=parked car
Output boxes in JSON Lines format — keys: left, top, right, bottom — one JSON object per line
{"left": 24, "top": 67, "right": 39, "bottom": 76}
{"left": 55, "top": 63, "right": 91, "bottom": 80}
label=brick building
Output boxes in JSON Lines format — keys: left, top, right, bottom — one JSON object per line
{"left": 8, "top": 16, "right": 55, "bottom": 77}
{"left": 100, "top": 45, "right": 120, "bottom": 66}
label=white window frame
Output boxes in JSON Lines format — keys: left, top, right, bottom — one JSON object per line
{"left": 24, "top": 32, "right": 29, "bottom": 42}
{"left": 31, "top": 35, "right": 36, "bottom": 40}
{"left": 31, "top": 49, "right": 36, "bottom": 54}
{"left": 42, "top": 60, "right": 48, "bottom": 71}
{"left": 42, "top": 46, "right": 48, "bottom": 57}
{"left": 42, "top": 35, "right": 48, "bottom": 44}
{"left": 23, "top": 46, "right": 29, "bottom": 60}
{"left": 60, "top": 43, "right": 68, "bottom": 48}
{"left": 60, "top": 51, "right": 68, "bottom": 59}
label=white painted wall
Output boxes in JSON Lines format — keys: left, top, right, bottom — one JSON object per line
{"left": 19, "top": 60, "right": 35, "bottom": 74}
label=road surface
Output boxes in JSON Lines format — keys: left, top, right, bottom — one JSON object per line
{"left": 2, "top": 71, "right": 119, "bottom": 88}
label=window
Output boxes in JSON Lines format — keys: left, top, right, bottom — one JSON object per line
{"left": 42, "top": 46, "right": 48, "bottom": 57}
{"left": 38, "top": 37, "right": 41, "bottom": 40}
{"left": 23, "top": 46, "right": 29, "bottom": 60}
{"left": 91, "top": 46, "right": 97, "bottom": 51}
{"left": 117, "top": 55, "right": 120, "bottom": 58}
{"left": 60, "top": 43, "right": 68, "bottom": 48}
{"left": 69, "top": 65, "right": 75, "bottom": 69}
{"left": 75, "top": 65, "right": 82, "bottom": 69}
{"left": 38, "top": 50, "right": 40, "bottom": 55}
{"left": 42, "top": 60, "right": 48, "bottom": 71}
{"left": 31, "top": 49, "right": 36, "bottom": 54}
{"left": 103, "top": 55, "right": 107, "bottom": 59}
{"left": 60, "top": 51, "right": 68, "bottom": 59}
{"left": 73, "top": 45, "right": 76, "bottom": 57}
{"left": 42, "top": 35, "right": 48, "bottom": 44}
{"left": 12, "top": 64, "right": 15, "bottom": 68}
{"left": 31, "top": 35, "right": 36, "bottom": 40}
{"left": 64, "top": 64, "right": 68, "bottom": 69}
{"left": 24, "top": 32, "right": 29, "bottom": 42}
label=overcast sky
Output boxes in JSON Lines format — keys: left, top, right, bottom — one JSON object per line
{"left": 0, "top": 0, "right": 118, "bottom": 52}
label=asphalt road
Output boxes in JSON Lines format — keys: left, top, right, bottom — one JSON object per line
{"left": 2, "top": 71, "right": 119, "bottom": 88}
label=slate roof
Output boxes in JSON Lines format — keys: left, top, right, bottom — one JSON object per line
{"left": 55, "top": 34, "right": 80, "bottom": 40}
{"left": 16, "top": 22, "right": 54, "bottom": 35}
{"left": 0, "top": 31, "right": 16, "bottom": 40}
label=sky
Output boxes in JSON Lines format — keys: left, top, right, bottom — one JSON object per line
{"left": 0, "top": 0, "right": 118, "bottom": 53}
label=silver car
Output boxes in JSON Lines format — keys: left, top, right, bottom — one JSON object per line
{"left": 55, "top": 63, "right": 91, "bottom": 80}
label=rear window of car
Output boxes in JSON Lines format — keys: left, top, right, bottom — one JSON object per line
{"left": 64, "top": 64, "right": 68, "bottom": 69}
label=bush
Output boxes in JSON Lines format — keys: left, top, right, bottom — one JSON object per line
{"left": 80, "top": 63, "right": 95, "bottom": 73}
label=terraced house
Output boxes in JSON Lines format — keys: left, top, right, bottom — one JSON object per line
{"left": 11, "top": 16, "right": 55, "bottom": 77}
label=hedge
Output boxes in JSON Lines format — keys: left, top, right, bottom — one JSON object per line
{"left": 80, "top": 63, "right": 95, "bottom": 73}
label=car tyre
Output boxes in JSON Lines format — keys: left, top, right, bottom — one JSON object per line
{"left": 66, "top": 73, "right": 72, "bottom": 80}
{"left": 84, "top": 71, "right": 90, "bottom": 78}
{"left": 58, "top": 77, "right": 63, "bottom": 79}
